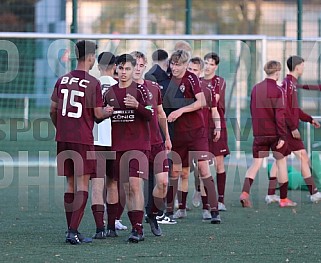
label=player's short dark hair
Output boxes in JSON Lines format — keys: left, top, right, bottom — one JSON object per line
{"left": 287, "top": 55, "right": 304, "bottom": 72}
{"left": 75, "top": 40, "right": 97, "bottom": 61}
{"left": 264, "top": 60, "right": 281, "bottom": 75}
{"left": 98, "top": 52, "right": 116, "bottom": 66}
{"left": 189, "top": 57, "right": 204, "bottom": 69}
{"left": 152, "top": 49, "right": 168, "bottom": 62}
{"left": 116, "top": 54, "right": 136, "bottom": 67}
{"left": 114, "top": 55, "right": 120, "bottom": 64}
{"left": 204, "top": 52, "right": 220, "bottom": 65}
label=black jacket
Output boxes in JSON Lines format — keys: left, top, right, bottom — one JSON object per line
{"left": 145, "top": 64, "right": 170, "bottom": 98}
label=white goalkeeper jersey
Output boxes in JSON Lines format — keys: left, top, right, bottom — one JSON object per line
{"left": 93, "top": 76, "right": 118, "bottom": 146}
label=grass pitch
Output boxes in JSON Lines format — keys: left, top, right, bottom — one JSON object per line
{"left": 1, "top": 164, "right": 321, "bottom": 263}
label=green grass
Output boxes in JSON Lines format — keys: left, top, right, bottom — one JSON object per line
{"left": 1, "top": 165, "right": 321, "bottom": 263}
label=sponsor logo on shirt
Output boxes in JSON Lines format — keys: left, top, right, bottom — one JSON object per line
{"left": 112, "top": 110, "right": 135, "bottom": 122}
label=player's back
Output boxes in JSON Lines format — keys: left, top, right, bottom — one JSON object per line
{"left": 250, "top": 78, "right": 285, "bottom": 137}
{"left": 52, "top": 70, "right": 102, "bottom": 145}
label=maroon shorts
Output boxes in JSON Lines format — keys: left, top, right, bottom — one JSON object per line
{"left": 57, "top": 142, "right": 96, "bottom": 177}
{"left": 94, "top": 145, "right": 116, "bottom": 179}
{"left": 286, "top": 133, "right": 305, "bottom": 153}
{"left": 113, "top": 150, "right": 150, "bottom": 182}
{"left": 172, "top": 128, "right": 212, "bottom": 167}
{"left": 252, "top": 136, "right": 288, "bottom": 160}
{"left": 150, "top": 143, "right": 169, "bottom": 174}
{"left": 209, "top": 128, "right": 230, "bottom": 157}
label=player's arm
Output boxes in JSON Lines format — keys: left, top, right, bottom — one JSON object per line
{"left": 274, "top": 91, "right": 287, "bottom": 141}
{"left": 50, "top": 81, "right": 60, "bottom": 128}
{"left": 215, "top": 93, "right": 220, "bottom": 104}
{"left": 168, "top": 92, "right": 205, "bottom": 122}
{"left": 50, "top": 101, "right": 58, "bottom": 128}
{"left": 94, "top": 106, "right": 114, "bottom": 123}
{"left": 286, "top": 107, "right": 301, "bottom": 139}
{"left": 297, "top": 84, "right": 321, "bottom": 91}
{"left": 297, "top": 108, "right": 320, "bottom": 127}
{"left": 94, "top": 83, "right": 114, "bottom": 123}
{"left": 275, "top": 107, "right": 287, "bottom": 149}
{"left": 214, "top": 79, "right": 225, "bottom": 103}
{"left": 211, "top": 106, "right": 221, "bottom": 142}
{"left": 298, "top": 108, "right": 313, "bottom": 123}
{"left": 157, "top": 104, "right": 172, "bottom": 151}
{"left": 284, "top": 96, "right": 298, "bottom": 137}
{"left": 124, "top": 94, "right": 152, "bottom": 121}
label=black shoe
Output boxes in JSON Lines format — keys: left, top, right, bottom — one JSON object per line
{"left": 210, "top": 211, "right": 221, "bottom": 224}
{"left": 127, "top": 228, "right": 144, "bottom": 243}
{"left": 77, "top": 231, "right": 93, "bottom": 243}
{"left": 77, "top": 231, "right": 85, "bottom": 242}
{"left": 144, "top": 214, "right": 149, "bottom": 223}
{"left": 92, "top": 230, "right": 107, "bottom": 239}
{"left": 147, "top": 215, "right": 162, "bottom": 236}
{"left": 106, "top": 229, "right": 118, "bottom": 237}
{"left": 66, "top": 231, "right": 81, "bottom": 245}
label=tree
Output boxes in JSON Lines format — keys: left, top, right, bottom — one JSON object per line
{"left": 0, "top": 0, "right": 39, "bottom": 31}
{"left": 92, "top": 0, "right": 263, "bottom": 35}
{"left": 238, "top": 0, "right": 262, "bottom": 34}
{"left": 92, "top": 1, "right": 138, "bottom": 34}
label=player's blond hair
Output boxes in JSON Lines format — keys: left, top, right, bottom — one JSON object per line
{"left": 130, "top": 51, "right": 147, "bottom": 64}
{"left": 264, "top": 60, "right": 281, "bottom": 75}
{"left": 170, "top": 50, "right": 190, "bottom": 64}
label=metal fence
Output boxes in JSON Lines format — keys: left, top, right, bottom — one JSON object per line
{"left": 1, "top": 33, "right": 321, "bottom": 157}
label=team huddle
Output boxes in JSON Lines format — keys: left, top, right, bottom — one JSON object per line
{"left": 50, "top": 40, "right": 321, "bottom": 245}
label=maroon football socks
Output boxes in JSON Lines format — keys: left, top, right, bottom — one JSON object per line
{"left": 69, "top": 191, "right": 88, "bottom": 232}
{"left": 217, "top": 172, "right": 226, "bottom": 203}
{"left": 242, "top": 178, "right": 254, "bottom": 194}
{"left": 267, "top": 177, "right": 277, "bottom": 195}
{"left": 202, "top": 176, "right": 218, "bottom": 211}
{"left": 177, "top": 191, "right": 188, "bottom": 209}
{"left": 64, "top": 192, "right": 74, "bottom": 228}
{"left": 91, "top": 204, "right": 105, "bottom": 232}
{"left": 304, "top": 176, "right": 318, "bottom": 195}
{"left": 166, "top": 178, "right": 178, "bottom": 214}
{"left": 107, "top": 203, "right": 118, "bottom": 231}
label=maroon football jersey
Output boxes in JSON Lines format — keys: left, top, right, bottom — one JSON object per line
{"left": 103, "top": 81, "right": 152, "bottom": 151}
{"left": 143, "top": 80, "right": 164, "bottom": 145}
{"left": 200, "top": 78, "right": 217, "bottom": 130}
{"left": 51, "top": 70, "right": 103, "bottom": 145}
{"left": 170, "top": 70, "right": 205, "bottom": 132}
{"left": 282, "top": 74, "right": 312, "bottom": 131}
{"left": 250, "top": 78, "right": 287, "bottom": 139}
{"left": 210, "top": 75, "right": 227, "bottom": 128}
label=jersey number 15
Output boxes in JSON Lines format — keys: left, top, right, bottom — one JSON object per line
{"left": 61, "top": 89, "right": 84, "bottom": 118}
